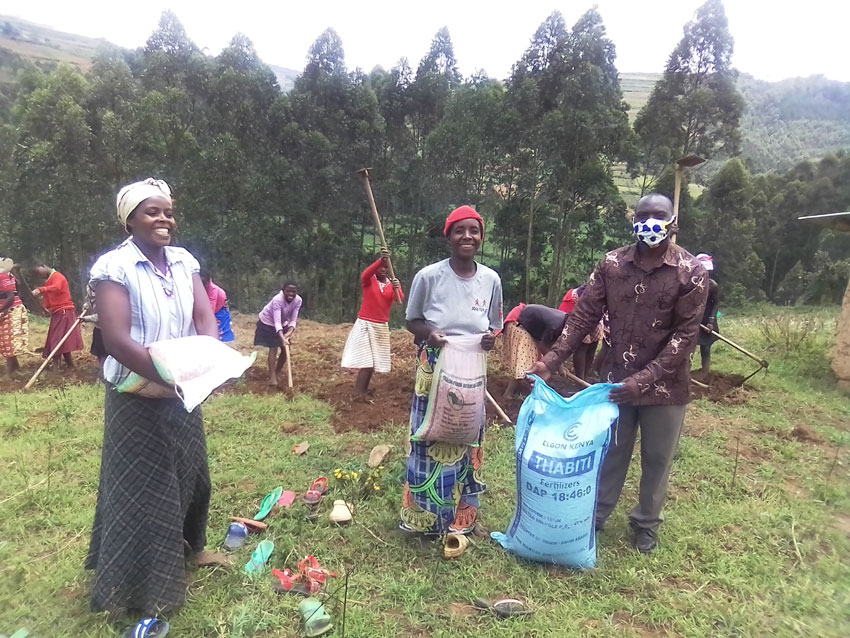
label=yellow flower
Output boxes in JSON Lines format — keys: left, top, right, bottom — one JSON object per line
{"left": 374, "top": 485, "right": 380, "bottom": 490}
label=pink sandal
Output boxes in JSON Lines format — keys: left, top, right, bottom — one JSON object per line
{"left": 309, "top": 477, "right": 328, "bottom": 495}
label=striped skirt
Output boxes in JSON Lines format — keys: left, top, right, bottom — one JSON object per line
{"left": 400, "top": 346, "right": 485, "bottom": 535}
{"left": 340, "top": 318, "right": 391, "bottom": 373}
{"left": 86, "top": 387, "right": 210, "bottom": 615}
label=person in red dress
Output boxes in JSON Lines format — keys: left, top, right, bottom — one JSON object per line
{"left": 30, "top": 262, "right": 83, "bottom": 367}
{"left": 340, "top": 249, "right": 403, "bottom": 394}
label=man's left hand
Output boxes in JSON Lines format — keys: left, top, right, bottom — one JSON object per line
{"left": 480, "top": 331, "right": 496, "bottom": 351}
{"left": 609, "top": 377, "right": 641, "bottom": 404}
{"left": 31, "top": 289, "right": 41, "bottom": 297}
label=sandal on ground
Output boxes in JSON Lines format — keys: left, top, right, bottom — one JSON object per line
{"left": 329, "top": 500, "right": 353, "bottom": 524}
{"left": 444, "top": 533, "right": 470, "bottom": 559}
{"left": 309, "top": 477, "right": 328, "bottom": 495}
{"left": 229, "top": 517, "right": 268, "bottom": 533}
{"left": 472, "top": 598, "right": 533, "bottom": 618}
{"left": 244, "top": 540, "right": 274, "bottom": 575}
{"left": 303, "top": 489, "right": 322, "bottom": 521}
{"left": 277, "top": 490, "right": 297, "bottom": 509}
{"left": 254, "top": 487, "right": 283, "bottom": 521}
{"left": 271, "top": 568, "right": 312, "bottom": 596}
{"left": 224, "top": 522, "right": 249, "bottom": 550}
{"left": 121, "top": 618, "right": 170, "bottom": 638}
{"left": 299, "top": 598, "right": 333, "bottom": 637}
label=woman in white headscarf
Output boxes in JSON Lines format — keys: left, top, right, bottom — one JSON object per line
{"left": 85, "top": 178, "right": 223, "bottom": 617}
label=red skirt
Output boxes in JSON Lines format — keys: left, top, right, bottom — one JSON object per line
{"left": 43, "top": 309, "right": 83, "bottom": 357}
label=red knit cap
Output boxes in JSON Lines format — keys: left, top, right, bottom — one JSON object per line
{"left": 444, "top": 205, "right": 484, "bottom": 238}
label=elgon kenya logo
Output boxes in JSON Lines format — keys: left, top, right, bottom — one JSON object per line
{"left": 563, "top": 423, "right": 581, "bottom": 441}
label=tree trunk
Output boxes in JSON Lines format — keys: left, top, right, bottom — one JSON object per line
{"left": 524, "top": 190, "right": 537, "bottom": 301}
{"left": 769, "top": 246, "right": 780, "bottom": 300}
{"left": 547, "top": 201, "right": 574, "bottom": 306}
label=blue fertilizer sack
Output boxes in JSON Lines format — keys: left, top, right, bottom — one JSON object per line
{"left": 491, "top": 376, "right": 619, "bottom": 568}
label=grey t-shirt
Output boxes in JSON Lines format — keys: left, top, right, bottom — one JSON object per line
{"left": 405, "top": 258, "right": 503, "bottom": 336}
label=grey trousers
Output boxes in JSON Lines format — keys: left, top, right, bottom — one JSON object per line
{"left": 595, "top": 404, "right": 687, "bottom": 531}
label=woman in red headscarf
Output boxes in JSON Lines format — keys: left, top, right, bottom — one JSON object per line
{"left": 401, "top": 205, "right": 503, "bottom": 541}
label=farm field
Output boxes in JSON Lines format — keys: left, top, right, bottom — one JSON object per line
{"left": 0, "top": 307, "right": 848, "bottom": 637}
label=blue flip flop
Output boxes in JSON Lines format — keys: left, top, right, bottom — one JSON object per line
{"left": 122, "top": 617, "right": 170, "bottom": 638}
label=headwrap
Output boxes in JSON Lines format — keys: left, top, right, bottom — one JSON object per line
{"left": 444, "top": 205, "right": 484, "bottom": 238}
{"left": 0, "top": 258, "right": 13, "bottom": 275}
{"left": 696, "top": 253, "right": 714, "bottom": 271}
{"left": 116, "top": 178, "right": 172, "bottom": 231}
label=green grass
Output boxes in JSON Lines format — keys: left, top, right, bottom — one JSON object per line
{"left": 1, "top": 307, "right": 849, "bottom": 637}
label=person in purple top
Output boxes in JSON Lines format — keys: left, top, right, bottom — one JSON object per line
{"left": 254, "top": 282, "right": 302, "bottom": 386}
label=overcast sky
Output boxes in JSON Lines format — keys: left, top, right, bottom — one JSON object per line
{"left": 4, "top": 0, "right": 848, "bottom": 82}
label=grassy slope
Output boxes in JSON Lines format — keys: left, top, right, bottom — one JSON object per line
{"left": 0, "top": 14, "right": 300, "bottom": 92}
{"left": 0, "top": 307, "right": 848, "bottom": 637}
{"left": 0, "top": 15, "right": 104, "bottom": 72}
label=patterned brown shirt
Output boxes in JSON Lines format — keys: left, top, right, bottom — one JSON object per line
{"left": 542, "top": 242, "right": 709, "bottom": 405}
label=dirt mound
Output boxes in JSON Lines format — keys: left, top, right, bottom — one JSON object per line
{"left": 690, "top": 370, "right": 754, "bottom": 404}
{"left": 787, "top": 424, "right": 822, "bottom": 443}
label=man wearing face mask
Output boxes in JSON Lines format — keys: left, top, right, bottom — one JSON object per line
{"left": 529, "top": 193, "right": 708, "bottom": 553}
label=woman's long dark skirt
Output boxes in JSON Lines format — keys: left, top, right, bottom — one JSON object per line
{"left": 85, "top": 387, "right": 210, "bottom": 615}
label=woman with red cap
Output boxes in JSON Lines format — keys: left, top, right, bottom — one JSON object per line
{"left": 401, "top": 205, "right": 503, "bottom": 540}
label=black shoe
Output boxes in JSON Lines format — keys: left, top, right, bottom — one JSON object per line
{"left": 632, "top": 528, "right": 658, "bottom": 554}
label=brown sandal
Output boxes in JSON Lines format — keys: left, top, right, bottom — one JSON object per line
{"left": 229, "top": 516, "right": 268, "bottom": 533}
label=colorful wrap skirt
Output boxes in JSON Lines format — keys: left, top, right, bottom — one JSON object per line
{"left": 0, "top": 304, "right": 28, "bottom": 358}
{"left": 502, "top": 322, "right": 538, "bottom": 380}
{"left": 400, "top": 346, "right": 485, "bottom": 535}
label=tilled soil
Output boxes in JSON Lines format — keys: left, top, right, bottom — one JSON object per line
{"left": 3, "top": 312, "right": 759, "bottom": 430}
{"left": 690, "top": 370, "right": 755, "bottom": 404}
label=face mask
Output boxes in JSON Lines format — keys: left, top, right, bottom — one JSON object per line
{"left": 634, "top": 216, "right": 674, "bottom": 247}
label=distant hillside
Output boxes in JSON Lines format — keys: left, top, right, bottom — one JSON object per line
{"left": 619, "top": 71, "right": 850, "bottom": 174}
{"left": 0, "top": 15, "right": 300, "bottom": 93}
{"left": 268, "top": 64, "right": 299, "bottom": 92}
{"left": 619, "top": 72, "right": 660, "bottom": 121}
{"left": 737, "top": 74, "right": 850, "bottom": 173}
{"left": 0, "top": 15, "right": 103, "bottom": 76}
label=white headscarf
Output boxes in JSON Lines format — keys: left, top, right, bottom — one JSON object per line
{"left": 696, "top": 253, "right": 714, "bottom": 271}
{"left": 116, "top": 178, "right": 172, "bottom": 231}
